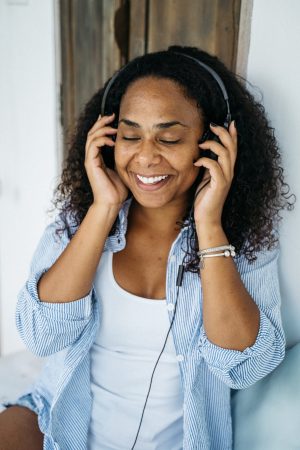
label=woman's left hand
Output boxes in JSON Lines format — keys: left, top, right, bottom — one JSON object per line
{"left": 193, "top": 120, "right": 237, "bottom": 228}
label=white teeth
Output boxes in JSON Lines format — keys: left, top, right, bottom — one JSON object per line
{"left": 136, "top": 174, "right": 169, "bottom": 184}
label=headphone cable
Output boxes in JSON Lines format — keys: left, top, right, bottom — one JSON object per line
{"left": 130, "top": 278, "right": 183, "bottom": 450}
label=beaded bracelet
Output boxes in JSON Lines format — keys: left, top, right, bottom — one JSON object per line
{"left": 197, "top": 245, "right": 236, "bottom": 270}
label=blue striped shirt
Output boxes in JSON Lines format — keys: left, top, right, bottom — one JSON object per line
{"left": 10, "top": 198, "right": 285, "bottom": 449}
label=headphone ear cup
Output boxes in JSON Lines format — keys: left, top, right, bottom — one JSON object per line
{"left": 101, "top": 145, "right": 115, "bottom": 169}
{"left": 198, "top": 130, "right": 219, "bottom": 162}
{"left": 101, "top": 115, "right": 117, "bottom": 169}
{"left": 106, "top": 115, "right": 118, "bottom": 142}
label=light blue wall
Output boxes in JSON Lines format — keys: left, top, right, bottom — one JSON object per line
{"left": 247, "top": 0, "right": 300, "bottom": 347}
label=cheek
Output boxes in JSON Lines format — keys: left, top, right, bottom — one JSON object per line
{"left": 175, "top": 149, "right": 199, "bottom": 174}
{"left": 183, "top": 166, "right": 200, "bottom": 186}
{"left": 113, "top": 144, "right": 129, "bottom": 170}
{"left": 113, "top": 146, "right": 135, "bottom": 190}
{"left": 176, "top": 156, "right": 200, "bottom": 187}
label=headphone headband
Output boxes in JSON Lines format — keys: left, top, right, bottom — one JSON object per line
{"left": 101, "top": 51, "right": 231, "bottom": 127}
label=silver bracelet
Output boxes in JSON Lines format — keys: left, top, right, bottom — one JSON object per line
{"left": 198, "top": 244, "right": 236, "bottom": 255}
{"left": 198, "top": 245, "right": 236, "bottom": 270}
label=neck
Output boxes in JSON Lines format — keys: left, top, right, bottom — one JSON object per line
{"left": 128, "top": 197, "right": 191, "bottom": 237}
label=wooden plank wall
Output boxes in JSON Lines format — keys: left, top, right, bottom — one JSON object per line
{"left": 59, "top": 0, "right": 241, "bottom": 157}
{"left": 146, "top": 0, "right": 241, "bottom": 69}
{"left": 59, "top": 0, "right": 128, "bottom": 148}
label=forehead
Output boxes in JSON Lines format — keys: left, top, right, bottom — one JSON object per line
{"left": 119, "top": 77, "right": 201, "bottom": 123}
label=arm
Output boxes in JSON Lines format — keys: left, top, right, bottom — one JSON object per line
{"left": 38, "top": 204, "right": 119, "bottom": 302}
{"left": 16, "top": 113, "right": 128, "bottom": 356}
{"left": 16, "top": 205, "right": 119, "bottom": 357}
{"left": 196, "top": 224, "right": 260, "bottom": 351}
{"left": 39, "top": 112, "right": 128, "bottom": 303}
{"left": 193, "top": 121, "right": 285, "bottom": 388}
{"left": 197, "top": 239, "right": 285, "bottom": 389}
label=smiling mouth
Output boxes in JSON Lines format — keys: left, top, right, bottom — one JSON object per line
{"left": 133, "top": 173, "right": 171, "bottom": 191}
{"left": 136, "top": 174, "right": 169, "bottom": 184}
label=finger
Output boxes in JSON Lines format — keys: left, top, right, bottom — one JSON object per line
{"left": 85, "top": 129, "right": 117, "bottom": 158}
{"left": 87, "top": 113, "right": 116, "bottom": 137}
{"left": 195, "top": 168, "right": 211, "bottom": 192}
{"left": 198, "top": 141, "right": 232, "bottom": 181}
{"left": 87, "top": 124, "right": 117, "bottom": 142}
{"left": 229, "top": 120, "right": 238, "bottom": 146}
{"left": 209, "top": 122, "right": 237, "bottom": 162}
{"left": 194, "top": 157, "right": 227, "bottom": 186}
{"left": 86, "top": 126, "right": 117, "bottom": 145}
{"left": 85, "top": 137, "right": 115, "bottom": 160}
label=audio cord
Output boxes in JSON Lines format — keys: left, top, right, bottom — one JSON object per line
{"left": 130, "top": 282, "right": 182, "bottom": 450}
{"left": 130, "top": 178, "right": 210, "bottom": 449}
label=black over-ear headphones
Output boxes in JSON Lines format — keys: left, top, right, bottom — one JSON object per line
{"left": 100, "top": 51, "right": 232, "bottom": 177}
{"left": 99, "top": 53, "right": 232, "bottom": 449}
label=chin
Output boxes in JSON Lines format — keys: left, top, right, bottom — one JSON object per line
{"left": 131, "top": 191, "right": 172, "bottom": 209}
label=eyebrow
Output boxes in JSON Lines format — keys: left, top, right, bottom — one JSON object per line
{"left": 118, "top": 118, "right": 189, "bottom": 129}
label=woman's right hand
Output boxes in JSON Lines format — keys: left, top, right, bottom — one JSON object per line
{"left": 85, "top": 113, "right": 128, "bottom": 209}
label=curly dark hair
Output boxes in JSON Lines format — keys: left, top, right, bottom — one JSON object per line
{"left": 52, "top": 45, "right": 295, "bottom": 272}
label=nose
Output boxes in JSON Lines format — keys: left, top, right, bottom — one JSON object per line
{"left": 134, "top": 140, "right": 162, "bottom": 167}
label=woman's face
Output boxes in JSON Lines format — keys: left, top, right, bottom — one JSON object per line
{"left": 114, "top": 76, "right": 204, "bottom": 210}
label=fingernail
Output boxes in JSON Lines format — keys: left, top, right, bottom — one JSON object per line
{"left": 232, "top": 120, "right": 236, "bottom": 128}
{"left": 98, "top": 114, "right": 102, "bottom": 120}
{"left": 210, "top": 122, "right": 218, "bottom": 127}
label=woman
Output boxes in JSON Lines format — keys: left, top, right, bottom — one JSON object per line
{"left": 0, "top": 46, "right": 294, "bottom": 450}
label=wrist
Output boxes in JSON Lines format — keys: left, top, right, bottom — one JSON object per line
{"left": 88, "top": 202, "right": 120, "bottom": 225}
{"left": 196, "top": 223, "right": 228, "bottom": 249}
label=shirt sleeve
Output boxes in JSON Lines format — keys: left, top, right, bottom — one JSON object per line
{"left": 198, "top": 245, "right": 286, "bottom": 389}
{"left": 15, "top": 216, "right": 95, "bottom": 357}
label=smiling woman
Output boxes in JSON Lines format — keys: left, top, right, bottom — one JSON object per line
{"left": 0, "top": 46, "right": 295, "bottom": 450}
{"left": 114, "top": 77, "right": 202, "bottom": 210}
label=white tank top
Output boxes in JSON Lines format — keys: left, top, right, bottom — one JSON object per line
{"left": 88, "top": 251, "right": 184, "bottom": 450}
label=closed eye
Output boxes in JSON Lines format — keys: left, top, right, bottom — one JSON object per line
{"left": 123, "top": 137, "right": 140, "bottom": 141}
{"left": 122, "top": 137, "right": 180, "bottom": 144}
{"left": 160, "top": 139, "right": 181, "bottom": 144}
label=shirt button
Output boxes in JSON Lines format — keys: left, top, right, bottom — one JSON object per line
{"left": 167, "top": 303, "right": 175, "bottom": 311}
{"left": 176, "top": 354, "right": 184, "bottom": 362}
{"left": 170, "top": 255, "right": 176, "bottom": 262}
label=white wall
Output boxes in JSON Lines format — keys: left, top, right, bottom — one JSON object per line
{"left": 247, "top": 0, "right": 300, "bottom": 347}
{"left": 0, "top": 0, "right": 59, "bottom": 355}
{"left": 0, "top": 0, "right": 299, "bottom": 355}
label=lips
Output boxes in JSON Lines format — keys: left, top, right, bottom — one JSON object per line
{"left": 136, "top": 174, "right": 169, "bottom": 184}
{"left": 133, "top": 173, "right": 171, "bottom": 191}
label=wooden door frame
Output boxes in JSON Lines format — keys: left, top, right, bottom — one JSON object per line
{"left": 236, "top": 0, "right": 253, "bottom": 78}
